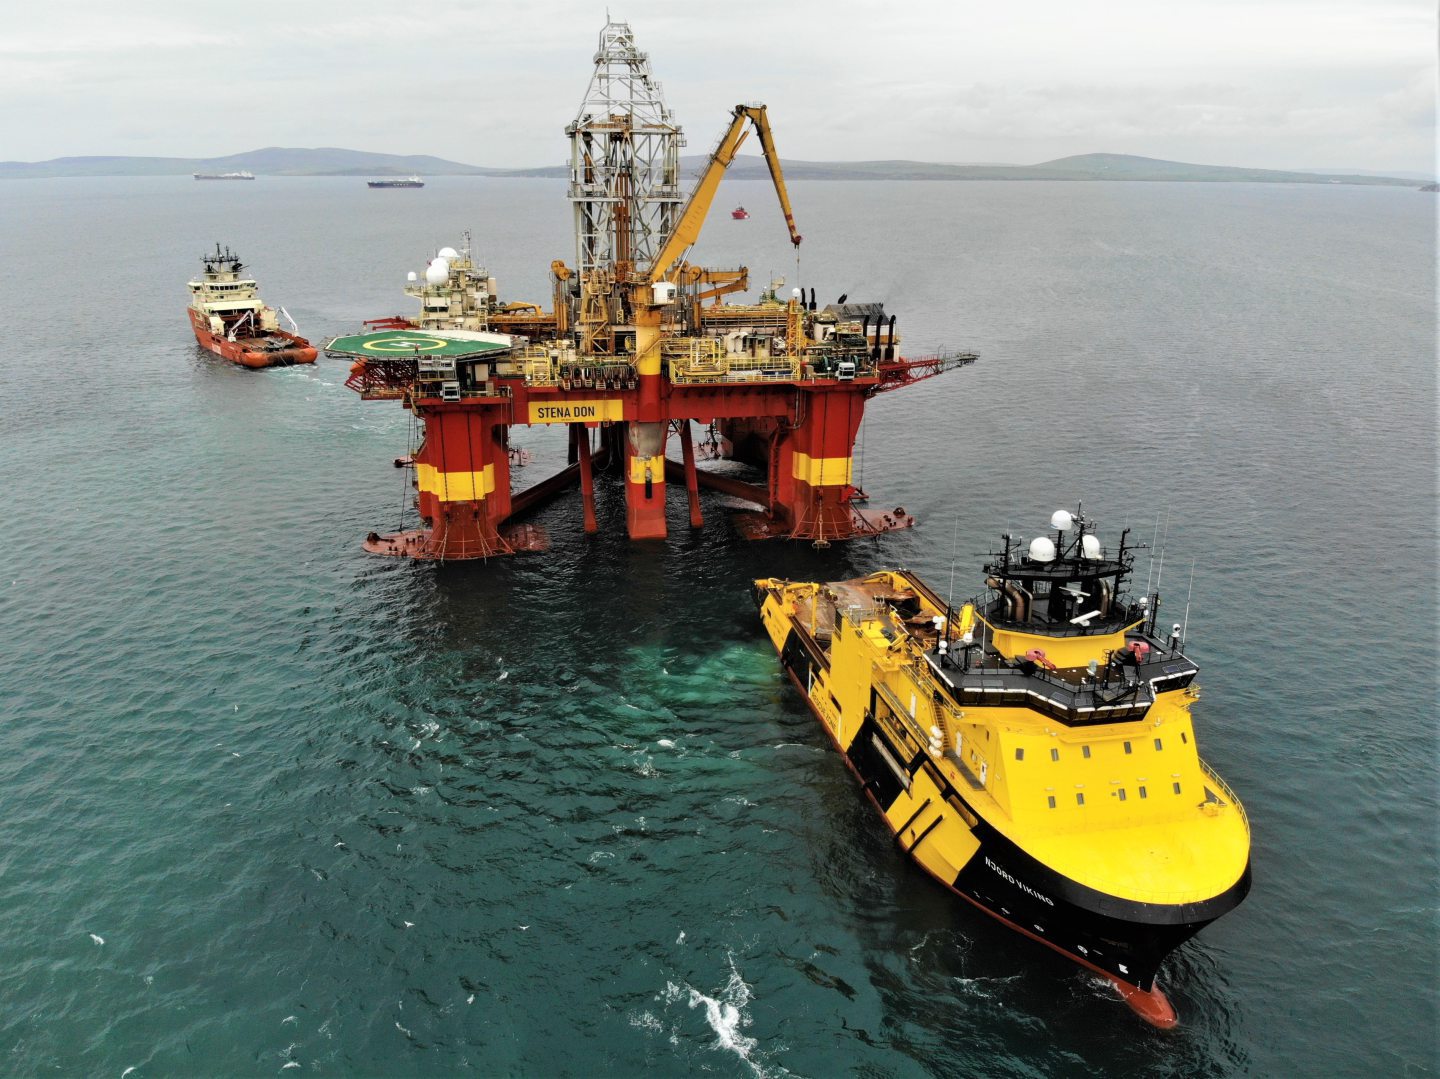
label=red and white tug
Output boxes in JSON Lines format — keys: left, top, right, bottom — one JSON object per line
{"left": 186, "top": 244, "right": 317, "bottom": 368}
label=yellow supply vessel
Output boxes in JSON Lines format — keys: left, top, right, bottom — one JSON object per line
{"left": 755, "top": 507, "right": 1250, "bottom": 1026}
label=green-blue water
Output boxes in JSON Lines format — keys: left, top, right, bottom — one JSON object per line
{"left": 0, "top": 177, "right": 1434, "bottom": 1076}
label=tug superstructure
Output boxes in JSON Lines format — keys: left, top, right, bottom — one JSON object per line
{"left": 332, "top": 21, "right": 974, "bottom": 558}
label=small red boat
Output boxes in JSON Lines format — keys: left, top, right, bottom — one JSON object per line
{"left": 731, "top": 205, "right": 749, "bottom": 219}
{"left": 186, "top": 244, "right": 317, "bottom": 368}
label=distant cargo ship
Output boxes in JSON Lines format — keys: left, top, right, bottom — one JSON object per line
{"left": 193, "top": 171, "right": 254, "bottom": 180}
{"left": 368, "top": 176, "right": 425, "bottom": 188}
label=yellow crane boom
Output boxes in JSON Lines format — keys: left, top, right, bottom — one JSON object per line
{"left": 646, "top": 104, "right": 801, "bottom": 284}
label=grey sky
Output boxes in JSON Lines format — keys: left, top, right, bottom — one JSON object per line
{"left": 3, "top": 0, "right": 1433, "bottom": 171}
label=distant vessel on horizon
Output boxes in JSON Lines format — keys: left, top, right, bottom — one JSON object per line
{"left": 368, "top": 176, "right": 425, "bottom": 188}
{"left": 193, "top": 171, "right": 254, "bottom": 180}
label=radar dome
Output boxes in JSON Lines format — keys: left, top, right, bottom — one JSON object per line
{"left": 437, "top": 246, "right": 459, "bottom": 259}
{"left": 424, "top": 258, "right": 450, "bottom": 285}
{"left": 407, "top": 271, "right": 418, "bottom": 282}
{"left": 1050, "top": 509, "right": 1074, "bottom": 531}
{"left": 1028, "top": 536, "right": 1057, "bottom": 562}
{"left": 1081, "top": 534, "right": 1102, "bottom": 559}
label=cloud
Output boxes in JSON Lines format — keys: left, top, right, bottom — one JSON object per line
{"left": 0, "top": 0, "right": 1433, "bottom": 171}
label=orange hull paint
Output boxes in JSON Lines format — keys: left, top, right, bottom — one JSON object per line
{"left": 188, "top": 309, "right": 317, "bottom": 368}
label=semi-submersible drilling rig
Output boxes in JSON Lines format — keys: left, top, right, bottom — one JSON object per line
{"left": 334, "top": 21, "right": 975, "bottom": 559}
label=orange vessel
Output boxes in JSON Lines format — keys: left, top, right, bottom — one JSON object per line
{"left": 186, "top": 244, "right": 317, "bottom": 368}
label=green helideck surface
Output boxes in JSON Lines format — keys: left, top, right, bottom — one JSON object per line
{"left": 324, "top": 329, "right": 510, "bottom": 358}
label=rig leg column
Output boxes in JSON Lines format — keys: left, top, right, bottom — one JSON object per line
{"left": 624, "top": 421, "right": 668, "bottom": 541}
{"left": 576, "top": 424, "right": 598, "bottom": 535}
{"left": 680, "top": 419, "right": 703, "bottom": 528}
{"left": 781, "top": 389, "right": 869, "bottom": 541}
{"left": 371, "top": 403, "right": 515, "bottom": 559}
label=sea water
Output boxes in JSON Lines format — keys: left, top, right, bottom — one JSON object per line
{"left": 0, "top": 176, "right": 1434, "bottom": 1076}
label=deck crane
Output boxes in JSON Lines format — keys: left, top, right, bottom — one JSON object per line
{"left": 633, "top": 104, "right": 801, "bottom": 420}
{"left": 644, "top": 103, "right": 801, "bottom": 285}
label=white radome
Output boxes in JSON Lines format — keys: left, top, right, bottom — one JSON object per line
{"left": 407, "top": 271, "right": 418, "bottom": 282}
{"left": 1081, "top": 534, "right": 1103, "bottom": 559}
{"left": 1029, "top": 536, "right": 1057, "bottom": 562}
{"left": 437, "top": 246, "right": 460, "bottom": 259}
{"left": 1050, "top": 509, "right": 1074, "bottom": 531}
{"left": 425, "top": 259, "right": 450, "bottom": 285}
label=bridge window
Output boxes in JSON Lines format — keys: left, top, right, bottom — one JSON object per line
{"left": 1181, "top": 731, "right": 1189, "bottom": 744}
{"left": 1047, "top": 796, "right": 1056, "bottom": 809}
{"left": 1076, "top": 793, "right": 1086, "bottom": 806}
{"left": 1050, "top": 748, "right": 1060, "bottom": 762}
{"left": 1082, "top": 746, "right": 1091, "bottom": 759}
{"left": 1154, "top": 738, "right": 1164, "bottom": 751}
{"left": 1139, "top": 786, "right": 1148, "bottom": 798}
{"left": 1117, "top": 788, "right": 1127, "bottom": 801}
{"left": 1015, "top": 748, "right": 1024, "bottom": 761}
{"left": 1124, "top": 741, "right": 1132, "bottom": 754}
{"left": 1172, "top": 781, "right": 1182, "bottom": 794}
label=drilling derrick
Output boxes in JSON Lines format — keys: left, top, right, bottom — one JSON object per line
{"left": 334, "top": 19, "right": 975, "bottom": 559}
{"left": 568, "top": 22, "right": 684, "bottom": 308}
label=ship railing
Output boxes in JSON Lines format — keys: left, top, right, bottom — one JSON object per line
{"left": 668, "top": 350, "right": 800, "bottom": 385}
{"left": 908, "top": 655, "right": 970, "bottom": 750}
{"left": 1198, "top": 757, "right": 1249, "bottom": 833}
{"left": 872, "top": 678, "right": 936, "bottom": 751}
{"left": 723, "top": 354, "right": 801, "bottom": 382}
{"left": 512, "top": 346, "right": 560, "bottom": 387}
{"left": 664, "top": 337, "right": 728, "bottom": 383}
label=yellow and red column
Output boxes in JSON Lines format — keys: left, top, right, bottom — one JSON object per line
{"left": 365, "top": 402, "right": 515, "bottom": 559}
{"left": 627, "top": 290, "right": 668, "bottom": 540}
{"left": 779, "top": 389, "right": 864, "bottom": 540}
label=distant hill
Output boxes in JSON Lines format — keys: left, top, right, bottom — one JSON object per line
{"left": 709, "top": 152, "right": 1421, "bottom": 186}
{"left": 0, "top": 146, "right": 509, "bottom": 179}
{"left": 0, "top": 147, "right": 1422, "bottom": 186}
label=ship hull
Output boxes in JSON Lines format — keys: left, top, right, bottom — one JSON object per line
{"left": 768, "top": 621, "right": 1249, "bottom": 1027}
{"left": 188, "top": 309, "right": 317, "bottom": 368}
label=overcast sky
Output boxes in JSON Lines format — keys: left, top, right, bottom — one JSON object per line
{"left": 2, "top": 0, "right": 1433, "bottom": 172}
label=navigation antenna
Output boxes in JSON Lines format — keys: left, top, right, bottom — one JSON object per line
{"left": 1180, "top": 557, "right": 1196, "bottom": 649}
{"left": 945, "top": 514, "right": 960, "bottom": 617}
{"left": 1145, "top": 506, "right": 1171, "bottom": 595}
